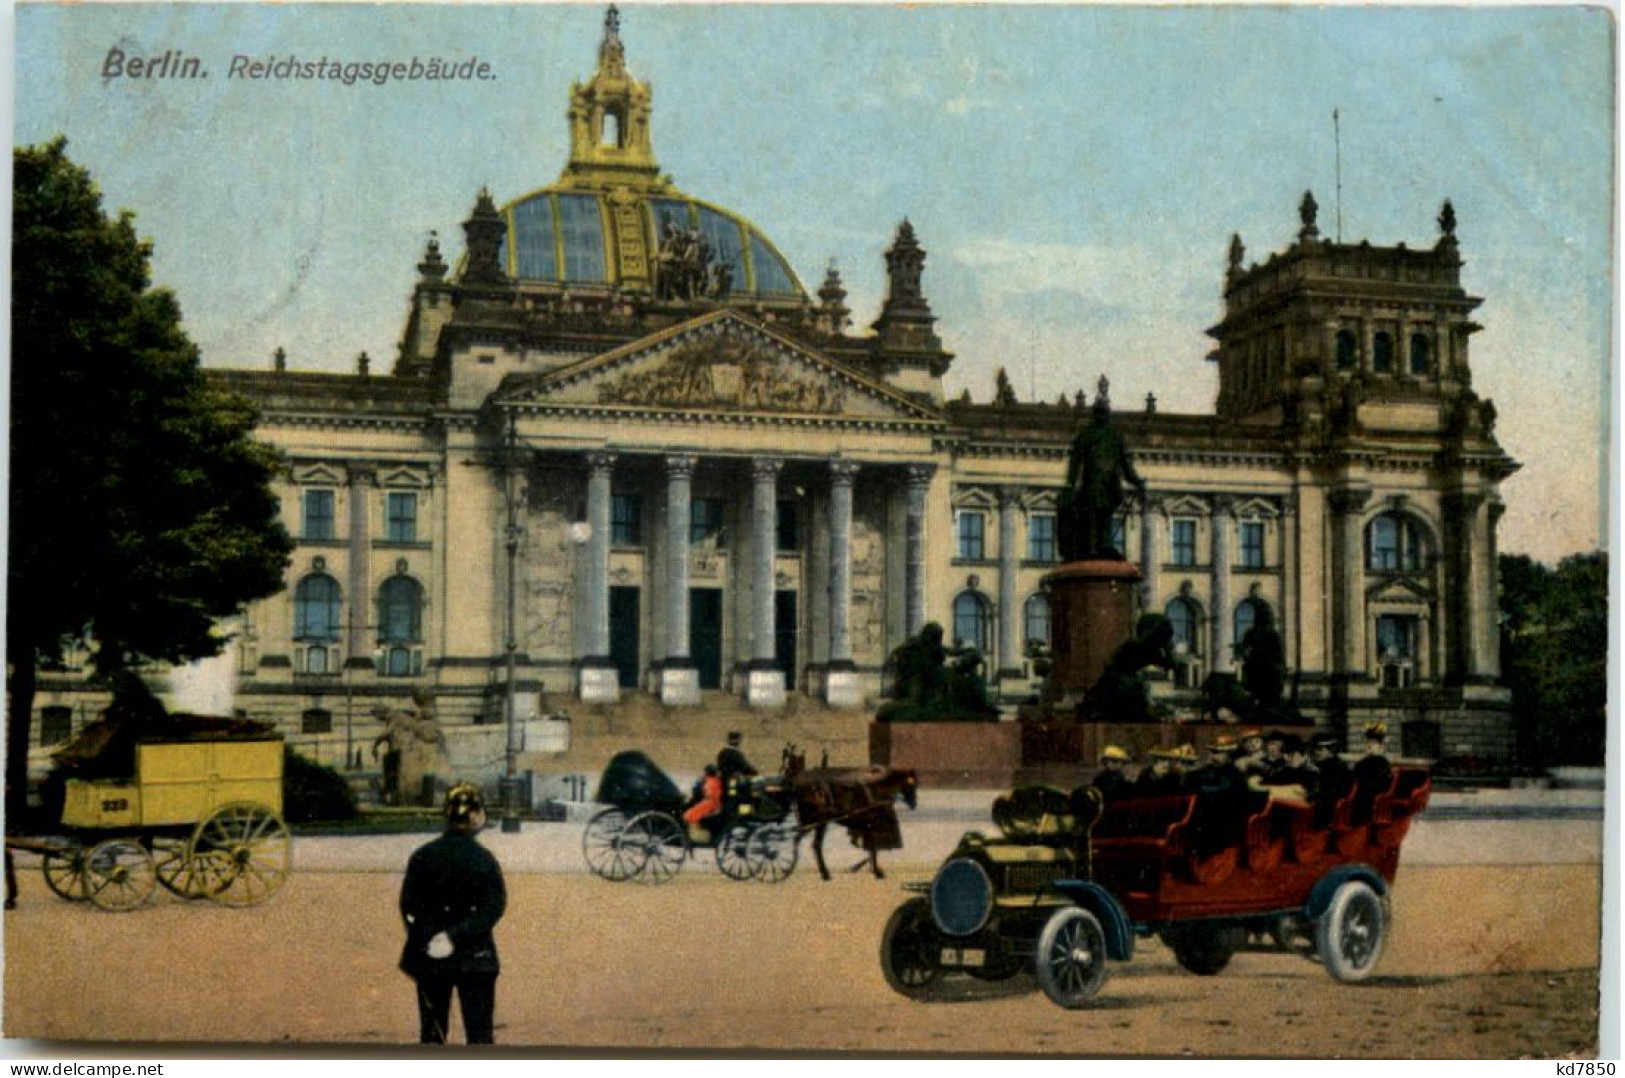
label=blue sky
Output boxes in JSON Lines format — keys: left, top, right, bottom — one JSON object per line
{"left": 13, "top": 3, "right": 1614, "bottom": 562}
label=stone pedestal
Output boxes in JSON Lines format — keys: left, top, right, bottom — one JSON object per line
{"left": 1042, "top": 558, "right": 1144, "bottom": 706}
{"left": 577, "top": 660, "right": 620, "bottom": 705}
{"left": 823, "top": 662, "right": 865, "bottom": 709}
{"left": 658, "top": 662, "right": 701, "bottom": 706}
{"left": 744, "top": 663, "right": 787, "bottom": 709}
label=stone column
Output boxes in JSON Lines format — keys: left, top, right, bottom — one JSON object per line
{"left": 745, "top": 458, "right": 786, "bottom": 708}
{"left": 825, "top": 460, "right": 863, "bottom": 708}
{"left": 1210, "top": 497, "right": 1234, "bottom": 669}
{"left": 996, "top": 487, "right": 1023, "bottom": 683}
{"left": 1139, "top": 493, "right": 1160, "bottom": 610}
{"left": 659, "top": 454, "right": 700, "bottom": 705}
{"left": 1329, "top": 488, "right": 1372, "bottom": 676}
{"left": 578, "top": 452, "right": 619, "bottom": 703}
{"left": 904, "top": 463, "right": 935, "bottom": 636}
{"left": 345, "top": 463, "right": 375, "bottom": 664}
{"left": 1480, "top": 499, "right": 1505, "bottom": 678}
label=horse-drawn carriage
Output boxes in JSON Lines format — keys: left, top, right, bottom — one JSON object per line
{"left": 880, "top": 765, "right": 1431, "bottom": 1006}
{"left": 581, "top": 750, "right": 802, "bottom": 884}
{"left": 582, "top": 747, "right": 920, "bottom": 885}
{"left": 16, "top": 716, "right": 291, "bottom": 912}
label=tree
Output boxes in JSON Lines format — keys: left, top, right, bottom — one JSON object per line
{"left": 1499, "top": 551, "right": 1608, "bottom": 769}
{"left": 8, "top": 139, "right": 293, "bottom": 826}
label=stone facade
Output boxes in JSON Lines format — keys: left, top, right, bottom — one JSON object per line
{"left": 28, "top": 10, "right": 1516, "bottom": 777}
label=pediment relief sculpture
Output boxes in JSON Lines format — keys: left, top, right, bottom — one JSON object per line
{"left": 596, "top": 335, "right": 845, "bottom": 415}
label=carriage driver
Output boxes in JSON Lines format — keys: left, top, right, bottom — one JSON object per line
{"left": 717, "top": 731, "right": 758, "bottom": 782}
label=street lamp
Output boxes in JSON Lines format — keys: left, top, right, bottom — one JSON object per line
{"left": 501, "top": 414, "right": 523, "bottom": 833}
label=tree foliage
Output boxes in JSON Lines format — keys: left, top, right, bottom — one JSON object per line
{"left": 8, "top": 139, "right": 293, "bottom": 822}
{"left": 1499, "top": 551, "right": 1608, "bottom": 768}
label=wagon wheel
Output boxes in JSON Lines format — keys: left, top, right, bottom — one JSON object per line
{"left": 715, "top": 825, "right": 755, "bottom": 881}
{"left": 581, "top": 809, "right": 638, "bottom": 882}
{"left": 189, "top": 801, "right": 291, "bottom": 907}
{"left": 151, "top": 836, "right": 210, "bottom": 900}
{"left": 745, "top": 823, "right": 799, "bottom": 883}
{"left": 41, "top": 845, "right": 89, "bottom": 902}
{"left": 1314, "top": 880, "right": 1388, "bottom": 983}
{"left": 83, "top": 839, "right": 156, "bottom": 912}
{"left": 621, "top": 811, "right": 687, "bottom": 885}
{"left": 1035, "top": 906, "right": 1110, "bottom": 1008}
{"left": 879, "top": 897, "right": 942, "bottom": 1000}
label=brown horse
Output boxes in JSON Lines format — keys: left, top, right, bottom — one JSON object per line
{"left": 785, "top": 756, "right": 919, "bottom": 881}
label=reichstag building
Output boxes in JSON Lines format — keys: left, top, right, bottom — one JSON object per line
{"left": 34, "top": 9, "right": 1517, "bottom": 766}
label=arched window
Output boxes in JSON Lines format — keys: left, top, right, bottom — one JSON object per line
{"left": 378, "top": 576, "right": 424, "bottom": 644}
{"left": 1234, "top": 597, "right": 1270, "bottom": 647}
{"left": 1409, "top": 333, "right": 1431, "bottom": 376}
{"left": 1373, "top": 332, "right": 1395, "bottom": 373}
{"left": 1335, "top": 330, "right": 1357, "bottom": 371}
{"left": 1023, "top": 594, "right": 1050, "bottom": 650}
{"left": 953, "top": 591, "right": 992, "bottom": 653}
{"left": 1366, "top": 513, "right": 1428, "bottom": 572}
{"left": 294, "top": 574, "right": 341, "bottom": 642}
{"left": 1165, "top": 597, "right": 1202, "bottom": 657}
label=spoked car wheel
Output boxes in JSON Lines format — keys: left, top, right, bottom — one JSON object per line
{"left": 152, "top": 836, "right": 209, "bottom": 900}
{"left": 1035, "top": 907, "right": 1109, "bottom": 1008}
{"left": 189, "top": 801, "right": 291, "bottom": 907}
{"left": 715, "top": 825, "right": 755, "bottom": 881}
{"left": 622, "top": 811, "right": 687, "bottom": 885}
{"left": 83, "top": 839, "right": 157, "bottom": 912}
{"left": 880, "top": 898, "right": 942, "bottom": 1000}
{"left": 582, "top": 809, "right": 639, "bottom": 882}
{"left": 41, "top": 845, "right": 89, "bottom": 902}
{"left": 745, "top": 823, "right": 799, "bottom": 883}
{"left": 1315, "top": 880, "right": 1387, "bottom": 982}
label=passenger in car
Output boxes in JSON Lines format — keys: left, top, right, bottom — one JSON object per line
{"left": 1257, "top": 730, "right": 1288, "bottom": 777}
{"left": 1254, "top": 733, "right": 1317, "bottom": 801}
{"left": 1233, "top": 726, "right": 1266, "bottom": 775}
{"left": 1184, "top": 737, "right": 1251, "bottom": 851}
{"left": 1309, "top": 732, "right": 1353, "bottom": 826}
{"left": 1132, "top": 745, "right": 1189, "bottom": 798}
{"left": 1091, "top": 744, "right": 1135, "bottom": 802}
{"left": 1351, "top": 722, "right": 1393, "bottom": 821}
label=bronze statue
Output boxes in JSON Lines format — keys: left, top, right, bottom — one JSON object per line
{"left": 877, "top": 622, "right": 997, "bottom": 723}
{"left": 1080, "top": 613, "right": 1175, "bottom": 723}
{"left": 1238, "top": 604, "right": 1288, "bottom": 716}
{"left": 1056, "top": 376, "right": 1144, "bottom": 561}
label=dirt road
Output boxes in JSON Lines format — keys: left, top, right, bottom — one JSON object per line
{"left": 1, "top": 859, "right": 1600, "bottom": 1056}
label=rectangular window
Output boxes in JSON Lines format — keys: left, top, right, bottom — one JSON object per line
{"left": 1377, "top": 614, "right": 1420, "bottom": 688}
{"left": 691, "top": 498, "right": 726, "bottom": 547}
{"left": 611, "top": 494, "right": 643, "bottom": 547}
{"left": 776, "top": 501, "right": 799, "bottom": 552}
{"left": 1171, "top": 519, "right": 1197, "bottom": 566}
{"left": 301, "top": 708, "right": 333, "bottom": 735}
{"left": 1371, "top": 517, "right": 1399, "bottom": 571}
{"left": 386, "top": 492, "right": 417, "bottom": 543}
{"left": 957, "top": 511, "right": 986, "bottom": 560}
{"left": 1028, "top": 513, "right": 1057, "bottom": 562}
{"left": 40, "top": 706, "right": 72, "bottom": 746}
{"left": 1240, "top": 521, "right": 1265, "bottom": 569}
{"left": 303, "top": 490, "right": 335, "bottom": 541}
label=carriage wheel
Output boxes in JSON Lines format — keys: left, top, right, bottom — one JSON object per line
{"left": 190, "top": 801, "right": 291, "bottom": 907}
{"left": 41, "top": 846, "right": 89, "bottom": 902}
{"left": 152, "top": 836, "right": 209, "bottom": 900}
{"left": 715, "top": 826, "right": 754, "bottom": 881}
{"left": 582, "top": 809, "right": 638, "bottom": 882}
{"left": 83, "top": 840, "right": 156, "bottom": 912}
{"left": 880, "top": 898, "right": 942, "bottom": 1000}
{"left": 1035, "top": 907, "right": 1110, "bottom": 1008}
{"left": 745, "top": 823, "right": 800, "bottom": 883}
{"left": 621, "top": 811, "right": 687, "bottom": 885}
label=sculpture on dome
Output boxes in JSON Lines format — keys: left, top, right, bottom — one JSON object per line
{"left": 1056, "top": 376, "right": 1144, "bottom": 561}
{"left": 654, "top": 221, "right": 730, "bottom": 302}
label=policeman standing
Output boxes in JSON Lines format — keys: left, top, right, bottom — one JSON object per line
{"left": 399, "top": 782, "right": 507, "bottom": 1045}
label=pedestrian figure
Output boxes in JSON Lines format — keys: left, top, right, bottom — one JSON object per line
{"left": 399, "top": 782, "right": 507, "bottom": 1044}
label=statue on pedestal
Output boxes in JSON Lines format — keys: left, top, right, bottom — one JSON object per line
{"left": 1057, "top": 376, "right": 1144, "bottom": 562}
{"left": 877, "top": 623, "right": 998, "bottom": 723}
{"left": 1080, "top": 613, "right": 1175, "bottom": 723}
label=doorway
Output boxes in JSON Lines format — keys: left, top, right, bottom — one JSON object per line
{"left": 775, "top": 590, "right": 798, "bottom": 690}
{"left": 609, "top": 586, "right": 640, "bottom": 689}
{"left": 689, "top": 587, "right": 724, "bottom": 690}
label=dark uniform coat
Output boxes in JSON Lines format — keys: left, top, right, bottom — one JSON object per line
{"left": 717, "top": 745, "right": 757, "bottom": 780}
{"left": 399, "top": 831, "right": 507, "bottom": 978}
{"left": 1259, "top": 763, "right": 1318, "bottom": 800}
{"left": 1132, "top": 768, "right": 1185, "bottom": 799}
{"left": 1090, "top": 766, "right": 1132, "bottom": 802}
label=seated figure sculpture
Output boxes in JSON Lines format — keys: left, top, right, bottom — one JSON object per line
{"left": 1080, "top": 613, "right": 1176, "bottom": 723}
{"left": 877, "top": 622, "right": 999, "bottom": 723}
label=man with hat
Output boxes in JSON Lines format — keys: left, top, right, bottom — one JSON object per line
{"left": 1352, "top": 722, "right": 1393, "bottom": 820}
{"left": 1133, "top": 745, "right": 1189, "bottom": 799}
{"left": 1090, "top": 745, "right": 1134, "bottom": 803}
{"left": 1309, "top": 732, "right": 1353, "bottom": 826}
{"left": 1183, "top": 736, "right": 1250, "bottom": 853}
{"left": 1233, "top": 726, "right": 1267, "bottom": 775}
{"left": 1257, "top": 730, "right": 1288, "bottom": 778}
{"left": 399, "top": 782, "right": 508, "bottom": 1044}
{"left": 1254, "top": 733, "right": 1317, "bottom": 801}
{"left": 717, "top": 730, "right": 758, "bottom": 782}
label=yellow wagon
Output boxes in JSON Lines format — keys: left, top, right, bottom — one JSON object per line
{"left": 36, "top": 727, "right": 290, "bottom": 912}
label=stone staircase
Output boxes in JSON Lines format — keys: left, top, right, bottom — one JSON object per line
{"left": 518, "top": 690, "right": 873, "bottom": 785}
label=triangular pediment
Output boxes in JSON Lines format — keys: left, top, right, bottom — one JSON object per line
{"left": 499, "top": 310, "right": 940, "bottom": 423}
{"left": 1367, "top": 576, "right": 1434, "bottom": 604}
